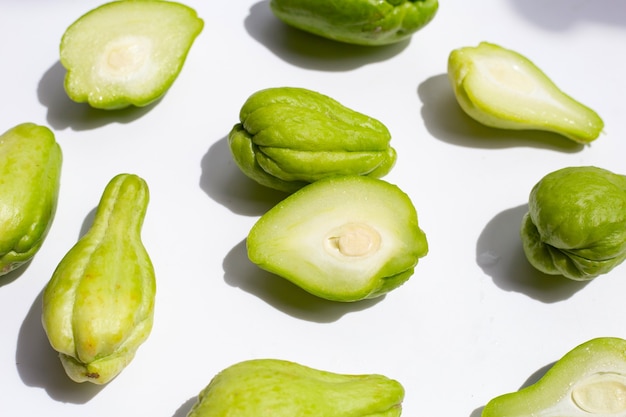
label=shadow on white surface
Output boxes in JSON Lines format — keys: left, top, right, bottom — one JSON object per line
{"left": 37, "top": 61, "right": 157, "bottom": 131}
{"left": 508, "top": 0, "right": 626, "bottom": 31}
{"left": 244, "top": 0, "right": 409, "bottom": 71}
{"left": 200, "top": 136, "right": 289, "bottom": 216}
{"left": 417, "top": 74, "right": 586, "bottom": 152}
{"left": 16, "top": 289, "right": 105, "bottom": 403}
{"left": 223, "top": 239, "right": 382, "bottom": 322}
{"left": 172, "top": 396, "right": 197, "bottom": 417}
{"left": 0, "top": 261, "right": 31, "bottom": 288}
{"left": 476, "top": 204, "right": 589, "bottom": 302}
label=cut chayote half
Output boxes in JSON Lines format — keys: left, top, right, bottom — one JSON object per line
{"left": 448, "top": 42, "right": 604, "bottom": 144}
{"left": 270, "top": 0, "right": 438, "bottom": 46}
{"left": 482, "top": 337, "right": 626, "bottom": 417}
{"left": 229, "top": 86, "right": 397, "bottom": 193}
{"left": 247, "top": 175, "right": 428, "bottom": 302}
{"left": 60, "top": 0, "right": 203, "bottom": 109}
{"left": 187, "top": 359, "right": 405, "bottom": 417}
{"left": 521, "top": 166, "right": 626, "bottom": 281}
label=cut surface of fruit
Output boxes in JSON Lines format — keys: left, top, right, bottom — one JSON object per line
{"left": 448, "top": 42, "right": 604, "bottom": 144}
{"left": 482, "top": 337, "right": 626, "bottom": 417}
{"left": 61, "top": 0, "right": 203, "bottom": 109}
{"left": 246, "top": 176, "right": 428, "bottom": 302}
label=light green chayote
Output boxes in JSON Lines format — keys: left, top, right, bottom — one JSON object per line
{"left": 270, "top": 0, "right": 439, "bottom": 46}
{"left": 521, "top": 166, "right": 626, "bottom": 280}
{"left": 187, "top": 359, "right": 405, "bottom": 417}
{"left": 482, "top": 338, "right": 626, "bottom": 417}
{"left": 42, "top": 174, "right": 155, "bottom": 384}
{"left": 0, "top": 123, "right": 62, "bottom": 276}
{"left": 228, "top": 87, "right": 397, "bottom": 193}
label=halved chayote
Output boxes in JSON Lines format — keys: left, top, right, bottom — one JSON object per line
{"left": 228, "top": 86, "right": 397, "bottom": 193}
{"left": 448, "top": 42, "right": 604, "bottom": 144}
{"left": 61, "top": 0, "right": 204, "bottom": 109}
{"left": 521, "top": 166, "right": 626, "bottom": 280}
{"left": 482, "top": 337, "right": 626, "bottom": 417}
{"left": 247, "top": 175, "right": 428, "bottom": 302}
{"left": 270, "top": 0, "right": 438, "bottom": 46}
{"left": 0, "top": 123, "right": 62, "bottom": 276}
{"left": 187, "top": 359, "right": 405, "bottom": 417}
{"left": 42, "top": 174, "right": 155, "bottom": 384}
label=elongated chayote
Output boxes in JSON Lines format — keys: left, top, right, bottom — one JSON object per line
{"left": 270, "top": 0, "right": 439, "bottom": 46}
{"left": 187, "top": 359, "right": 405, "bottom": 417}
{"left": 42, "top": 174, "right": 155, "bottom": 384}
{"left": 228, "top": 87, "right": 397, "bottom": 193}
{"left": 521, "top": 166, "right": 626, "bottom": 280}
{"left": 0, "top": 123, "right": 62, "bottom": 276}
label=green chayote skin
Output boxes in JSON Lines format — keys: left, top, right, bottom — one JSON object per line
{"left": 228, "top": 87, "right": 397, "bottom": 193}
{"left": 0, "top": 123, "right": 62, "bottom": 276}
{"left": 270, "top": 0, "right": 438, "bottom": 46}
{"left": 482, "top": 337, "right": 626, "bottom": 417}
{"left": 187, "top": 359, "right": 405, "bottom": 417}
{"left": 521, "top": 166, "right": 626, "bottom": 281}
{"left": 42, "top": 174, "right": 155, "bottom": 384}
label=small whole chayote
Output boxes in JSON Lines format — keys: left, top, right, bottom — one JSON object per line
{"left": 0, "top": 123, "right": 62, "bottom": 276}
{"left": 186, "top": 359, "right": 405, "bottom": 417}
{"left": 521, "top": 166, "right": 626, "bottom": 281}
{"left": 270, "top": 0, "right": 439, "bottom": 46}
{"left": 228, "top": 86, "right": 397, "bottom": 193}
{"left": 42, "top": 174, "right": 155, "bottom": 384}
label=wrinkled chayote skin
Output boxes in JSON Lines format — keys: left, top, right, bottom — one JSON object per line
{"left": 270, "top": 0, "right": 438, "bottom": 46}
{"left": 187, "top": 359, "right": 405, "bottom": 417}
{"left": 0, "top": 123, "right": 62, "bottom": 276}
{"left": 521, "top": 166, "right": 626, "bottom": 280}
{"left": 228, "top": 87, "right": 397, "bottom": 193}
{"left": 42, "top": 174, "right": 155, "bottom": 384}
{"left": 482, "top": 337, "right": 626, "bottom": 417}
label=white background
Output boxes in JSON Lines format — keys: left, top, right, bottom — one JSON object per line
{"left": 1, "top": 0, "right": 625, "bottom": 416}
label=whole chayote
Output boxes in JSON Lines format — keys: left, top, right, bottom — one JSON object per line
{"left": 521, "top": 166, "right": 626, "bottom": 281}
{"left": 270, "top": 0, "right": 439, "bottom": 46}
{"left": 228, "top": 87, "right": 397, "bottom": 193}
{"left": 187, "top": 359, "right": 405, "bottom": 417}
{"left": 0, "top": 123, "right": 62, "bottom": 276}
{"left": 42, "top": 174, "right": 155, "bottom": 384}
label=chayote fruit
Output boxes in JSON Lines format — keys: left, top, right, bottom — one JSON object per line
{"left": 61, "top": 0, "right": 204, "bottom": 109}
{"left": 187, "top": 358, "right": 405, "bottom": 417}
{"left": 448, "top": 42, "right": 604, "bottom": 144}
{"left": 482, "top": 337, "right": 626, "bottom": 417}
{"left": 247, "top": 175, "right": 428, "bottom": 301}
{"left": 0, "top": 123, "right": 62, "bottom": 276}
{"left": 270, "top": 0, "right": 438, "bottom": 46}
{"left": 42, "top": 174, "right": 155, "bottom": 384}
{"left": 521, "top": 166, "right": 626, "bottom": 281}
{"left": 228, "top": 87, "right": 397, "bottom": 193}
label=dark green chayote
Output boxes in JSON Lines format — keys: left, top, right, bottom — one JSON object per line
{"left": 42, "top": 174, "right": 155, "bottom": 384}
{"left": 521, "top": 166, "right": 626, "bottom": 280}
{"left": 187, "top": 359, "right": 405, "bottom": 417}
{"left": 228, "top": 87, "right": 397, "bottom": 193}
{"left": 270, "top": 0, "right": 438, "bottom": 46}
{"left": 0, "top": 123, "right": 62, "bottom": 276}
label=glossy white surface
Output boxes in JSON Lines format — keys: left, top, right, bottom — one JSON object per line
{"left": 0, "top": 0, "right": 625, "bottom": 416}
